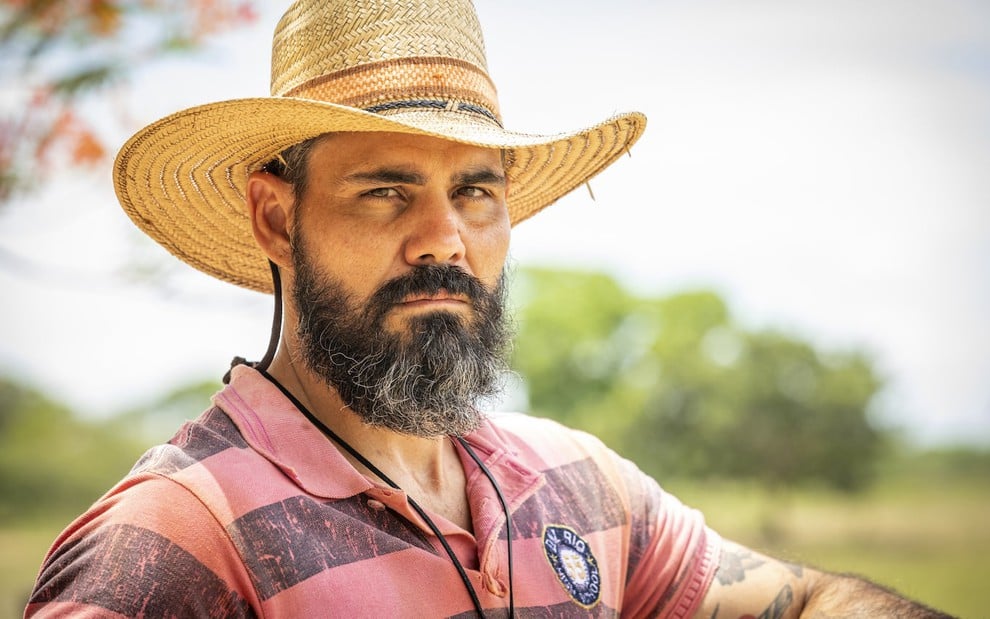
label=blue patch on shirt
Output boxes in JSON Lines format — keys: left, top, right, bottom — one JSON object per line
{"left": 542, "top": 525, "right": 602, "bottom": 608}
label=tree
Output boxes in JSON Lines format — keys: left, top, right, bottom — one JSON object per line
{"left": 113, "top": 377, "right": 223, "bottom": 443}
{"left": 0, "top": 373, "right": 221, "bottom": 524}
{"left": 0, "top": 0, "right": 257, "bottom": 204}
{"left": 511, "top": 267, "right": 885, "bottom": 492}
{"left": 509, "top": 267, "right": 640, "bottom": 436}
{"left": 0, "top": 376, "right": 146, "bottom": 523}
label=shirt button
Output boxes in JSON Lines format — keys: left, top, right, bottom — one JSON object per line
{"left": 367, "top": 499, "right": 386, "bottom": 511}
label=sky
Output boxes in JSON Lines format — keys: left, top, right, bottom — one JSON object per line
{"left": 1, "top": 0, "right": 988, "bottom": 446}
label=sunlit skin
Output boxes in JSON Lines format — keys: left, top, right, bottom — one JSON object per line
{"left": 262, "top": 131, "right": 509, "bottom": 331}
{"left": 245, "top": 131, "right": 510, "bottom": 531}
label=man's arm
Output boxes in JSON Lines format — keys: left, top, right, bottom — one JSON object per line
{"left": 694, "top": 539, "right": 955, "bottom": 619}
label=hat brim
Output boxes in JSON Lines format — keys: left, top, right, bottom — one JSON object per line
{"left": 113, "top": 97, "right": 646, "bottom": 293}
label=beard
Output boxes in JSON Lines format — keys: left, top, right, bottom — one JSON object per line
{"left": 291, "top": 239, "right": 512, "bottom": 438}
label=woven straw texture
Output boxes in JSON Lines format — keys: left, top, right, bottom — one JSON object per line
{"left": 113, "top": 0, "right": 646, "bottom": 293}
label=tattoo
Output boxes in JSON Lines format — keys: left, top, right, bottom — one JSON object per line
{"left": 715, "top": 547, "right": 766, "bottom": 586}
{"left": 755, "top": 584, "right": 794, "bottom": 619}
{"left": 784, "top": 561, "right": 804, "bottom": 578}
{"left": 711, "top": 585, "right": 794, "bottom": 619}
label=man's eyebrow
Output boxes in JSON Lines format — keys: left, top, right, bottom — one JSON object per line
{"left": 342, "top": 167, "right": 506, "bottom": 187}
{"left": 343, "top": 168, "right": 426, "bottom": 185}
{"left": 454, "top": 168, "right": 506, "bottom": 186}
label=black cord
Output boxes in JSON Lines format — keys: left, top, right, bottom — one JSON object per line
{"left": 259, "top": 370, "right": 514, "bottom": 618}
{"left": 457, "top": 436, "right": 515, "bottom": 617}
{"left": 254, "top": 260, "right": 283, "bottom": 373}
{"left": 222, "top": 260, "right": 283, "bottom": 384}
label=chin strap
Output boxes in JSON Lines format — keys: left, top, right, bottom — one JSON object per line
{"left": 223, "top": 260, "right": 283, "bottom": 384}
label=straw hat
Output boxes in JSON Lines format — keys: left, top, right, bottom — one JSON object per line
{"left": 113, "top": 0, "right": 646, "bottom": 293}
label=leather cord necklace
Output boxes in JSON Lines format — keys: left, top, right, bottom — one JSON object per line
{"left": 260, "top": 369, "right": 515, "bottom": 618}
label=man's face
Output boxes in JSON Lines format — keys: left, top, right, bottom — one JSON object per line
{"left": 287, "top": 132, "right": 513, "bottom": 437}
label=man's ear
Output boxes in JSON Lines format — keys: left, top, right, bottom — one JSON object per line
{"left": 246, "top": 171, "right": 294, "bottom": 268}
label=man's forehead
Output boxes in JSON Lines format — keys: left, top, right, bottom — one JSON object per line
{"left": 309, "top": 131, "right": 506, "bottom": 178}
{"left": 318, "top": 130, "right": 499, "bottom": 151}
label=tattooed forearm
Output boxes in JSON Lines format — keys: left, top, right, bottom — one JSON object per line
{"left": 706, "top": 585, "right": 794, "bottom": 619}
{"left": 756, "top": 584, "right": 793, "bottom": 619}
{"left": 715, "top": 546, "right": 767, "bottom": 586}
{"left": 701, "top": 541, "right": 954, "bottom": 619}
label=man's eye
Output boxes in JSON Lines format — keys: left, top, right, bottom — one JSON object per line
{"left": 457, "top": 186, "right": 487, "bottom": 198}
{"left": 366, "top": 187, "right": 399, "bottom": 198}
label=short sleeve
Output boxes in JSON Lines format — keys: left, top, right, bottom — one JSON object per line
{"left": 612, "top": 454, "right": 722, "bottom": 619}
{"left": 26, "top": 473, "right": 259, "bottom": 618}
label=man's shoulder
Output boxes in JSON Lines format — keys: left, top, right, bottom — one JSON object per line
{"left": 33, "top": 406, "right": 267, "bottom": 583}
{"left": 486, "top": 412, "right": 609, "bottom": 450}
{"left": 483, "top": 412, "right": 620, "bottom": 472}
{"left": 131, "top": 405, "right": 251, "bottom": 479}
{"left": 485, "top": 410, "right": 562, "bottom": 433}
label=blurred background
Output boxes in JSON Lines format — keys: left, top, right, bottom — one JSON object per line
{"left": 1, "top": 1, "right": 987, "bottom": 617}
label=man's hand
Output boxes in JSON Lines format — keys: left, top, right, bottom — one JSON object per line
{"left": 694, "top": 539, "right": 955, "bottom": 619}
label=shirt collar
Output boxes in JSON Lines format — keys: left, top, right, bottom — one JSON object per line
{"left": 214, "top": 365, "right": 544, "bottom": 509}
{"left": 215, "top": 365, "right": 372, "bottom": 499}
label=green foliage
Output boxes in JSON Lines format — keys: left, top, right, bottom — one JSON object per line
{"left": 0, "top": 377, "right": 145, "bottom": 524}
{"left": 880, "top": 443, "right": 990, "bottom": 483}
{"left": 0, "top": 370, "right": 225, "bottom": 529}
{"left": 113, "top": 378, "right": 223, "bottom": 444}
{"left": 511, "top": 267, "right": 885, "bottom": 492}
{"left": 50, "top": 64, "right": 121, "bottom": 97}
{"left": 0, "top": 375, "right": 220, "bottom": 526}
{"left": 510, "top": 268, "right": 639, "bottom": 433}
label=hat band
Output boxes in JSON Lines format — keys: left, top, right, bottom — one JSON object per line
{"left": 364, "top": 98, "right": 502, "bottom": 125}
{"left": 282, "top": 56, "right": 501, "bottom": 123}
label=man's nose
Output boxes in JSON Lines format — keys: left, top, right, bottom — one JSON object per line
{"left": 403, "top": 197, "right": 467, "bottom": 267}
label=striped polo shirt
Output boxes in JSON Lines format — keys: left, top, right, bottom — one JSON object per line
{"left": 28, "top": 365, "right": 720, "bottom": 617}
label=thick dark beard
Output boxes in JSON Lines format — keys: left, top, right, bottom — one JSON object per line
{"left": 291, "top": 240, "right": 512, "bottom": 438}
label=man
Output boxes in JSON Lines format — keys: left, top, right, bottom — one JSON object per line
{"left": 27, "top": 1, "right": 951, "bottom": 617}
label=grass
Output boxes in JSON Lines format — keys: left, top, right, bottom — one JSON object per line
{"left": 0, "top": 520, "right": 66, "bottom": 619}
{"left": 669, "top": 474, "right": 989, "bottom": 619}
{"left": 4, "top": 471, "right": 987, "bottom": 618}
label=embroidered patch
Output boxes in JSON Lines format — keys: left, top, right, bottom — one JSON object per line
{"left": 542, "top": 525, "right": 602, "bottom": 608}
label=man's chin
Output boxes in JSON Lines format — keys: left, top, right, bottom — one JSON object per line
{"left": 384, "top": 307, "right": 474, "bottom": 335}
{"left": 345, "top": 395, "right": 487, "bottom": 439}
{"left": 366, "top": 416, "right": 485, "bottom": 439}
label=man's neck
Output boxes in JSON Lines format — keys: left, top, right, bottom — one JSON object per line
{"left": 265, "top": 349, "right": 473, "bottom": 530}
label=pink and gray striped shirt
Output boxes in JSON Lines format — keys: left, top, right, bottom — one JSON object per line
{"left": 28, "top": 365, "right": 720, "bottom": 617}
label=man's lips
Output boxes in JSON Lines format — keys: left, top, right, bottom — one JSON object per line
{"left": 396, "top": 289, "right": 470, "bottom": 308}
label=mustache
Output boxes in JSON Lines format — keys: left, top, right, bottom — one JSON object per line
{"left": 369, "top": 265, "right": 490, "bottom": 309}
